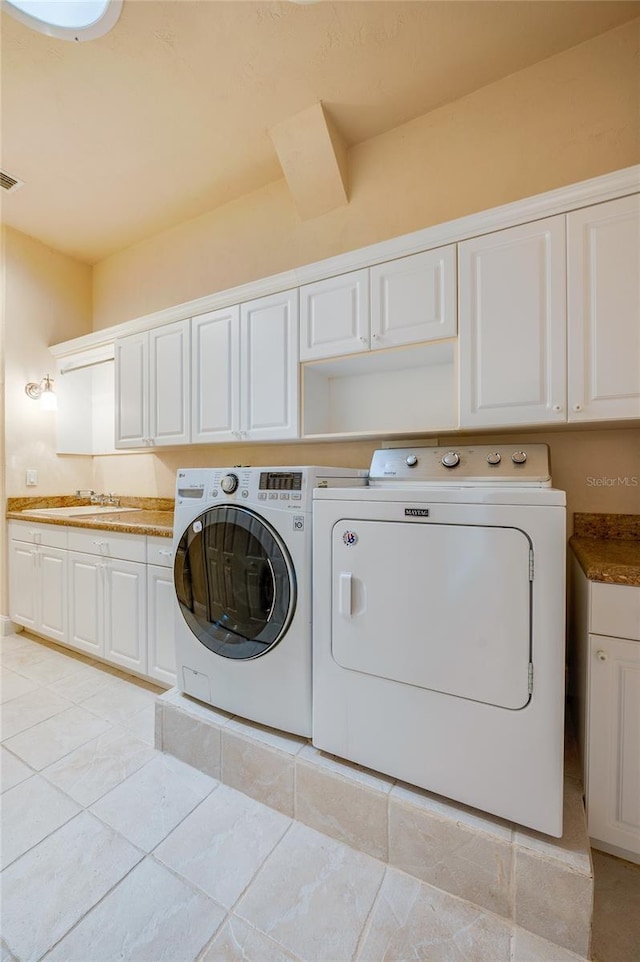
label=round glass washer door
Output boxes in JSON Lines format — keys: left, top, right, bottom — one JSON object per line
{"left": 174, "top": 504, "right": 296, "bottom": 660}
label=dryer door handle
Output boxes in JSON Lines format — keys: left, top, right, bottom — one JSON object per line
{"left": 338, "top": 571, "right": 353, "bottom": 617}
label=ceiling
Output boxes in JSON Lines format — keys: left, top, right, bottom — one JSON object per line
{"left": 2, "top": 0, "right": 638, "bottom": 264}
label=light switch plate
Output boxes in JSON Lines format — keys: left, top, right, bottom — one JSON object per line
{"left": 26, "top": 469, "right": 38, "bottom": 486}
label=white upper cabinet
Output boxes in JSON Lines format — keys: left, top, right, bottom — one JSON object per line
{"left": 370, "top": 246, "right": 457, "bottom": 349}
{"left": 115, "top": 332, "right": 148, "bottom": 447}
{"left": 459, "top": 216, "right": 567, "bottom": 428}
{"left": 240, "top": 289, "right": 299, "bottom": 441}
{"left": 567, "top": 195, "right": 640, "bottom": 422}
{"left": 115, "top": 320, "right": 190, "bottom": 448}
{"left": 191, "top": 306, "right": 240, "bottom": 443}
{"left": 300, "top": 269, "right": 369, "bottom": 361}
{"left": 299, "top": 247, "right": 456, "bottom": 364}
{"left": 149, "top": 321, "right": 191, "bottom": 445}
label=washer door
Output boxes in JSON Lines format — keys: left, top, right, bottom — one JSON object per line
{"left": 175, "top": 505, "right": 296, "bottom": 660}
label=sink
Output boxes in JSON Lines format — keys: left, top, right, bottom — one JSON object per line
{"left": 26, "top": 506, "right": 141, "bottom": 518}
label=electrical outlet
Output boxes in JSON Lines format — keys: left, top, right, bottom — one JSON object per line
{"left": 26, "top": 469, "right": 38, "bottom": 486}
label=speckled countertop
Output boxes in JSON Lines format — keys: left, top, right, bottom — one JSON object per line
{"left": 6, "top": 496, "right": 174, "bottom": 538}
{"left": 570, "top": 513, "right": 640, "bottom": 587}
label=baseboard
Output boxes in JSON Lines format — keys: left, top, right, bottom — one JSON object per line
{"left": 0, "top": 615, "right": 22, "bottom": 637}
{"left": 591, "top": 837, "right": 640, "bottom": 866}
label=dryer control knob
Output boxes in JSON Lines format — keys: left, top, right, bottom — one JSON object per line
{"left": 441, "top": 451, "right": 460, "bottom": 468}
{"left": 405, "top": 455, "right": 418, "bottom": 467}
{"left": 487, "top": 452, "right": 501, "bottom": 465}
{"left": 221, "top": 473, "right": 239, "bottom": 494}
{"left": 511, "top": 451, "right": 527, "bottom": 465}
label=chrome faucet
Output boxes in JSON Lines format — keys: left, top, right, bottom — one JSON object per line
{"left": 88, "top": 492, "right": 120, "bottom": 507}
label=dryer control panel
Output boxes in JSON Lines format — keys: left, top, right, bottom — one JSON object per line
{"left": 369, "top": 444, "right": 551, "bottom": 485}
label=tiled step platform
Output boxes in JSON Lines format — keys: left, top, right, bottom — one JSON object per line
{"left": 157, "top": 690, "right": 593, "bottom": 959}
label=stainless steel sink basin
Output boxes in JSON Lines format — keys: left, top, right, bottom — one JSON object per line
{"left": 26, "top": 506, "right": 141, "bottom": 518}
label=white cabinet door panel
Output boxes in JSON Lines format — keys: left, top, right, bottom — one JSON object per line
{"left": 104, "top": 560, "right": 146, "bottom": 673}
{"left": 192, "top": 307, "right": 240, "bottom": 442}
{"left": 300, "top": 270, "right": 370, "bottom": 360}
{"left": 588, "top": 633, "right": 640, "bottom": 856}
{"left": 240, "top": 290, "right": 299, "bottom": 440}
{"left": 371, "top": 246, "right": 457, "bottom": 348}
{"left": 115, "top": 333, "right": 148, "bottom": 448}
{"left": 39, "top": 546, "right": 67, "bottom": 643}
{"left": 147, "top": 564, "right": 177, "bottom": 686}
{"left": 9, "top": 541, "right": 38, "bottom": 630}
{"left": 149, "top": 320, "right": 191, "bottom": 446}
{"left": 459, "top": 216, "right": 566, "bottom": 427}
{"left": 568, "top": 195, "right": 640, "bottom": 421}
{"left": 68, "top": 552, "right": 104, "bottom": 656}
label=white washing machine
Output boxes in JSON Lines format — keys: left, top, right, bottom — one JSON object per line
{"left": 173, "top": 465, "right": 367, "bottom": 736}
{"left": 313, "top": 444, "right": 566, "bottom": 836}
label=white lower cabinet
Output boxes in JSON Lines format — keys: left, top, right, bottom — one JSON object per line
{"left": 9, "top": 523, "right": 67, "bottom": 644}
{"left": 68, "top": 540, "right": 147, "bottom": 673}
{"left": 571, "top": 558, "right": 640, "bottom": 863}
{"left": 68, "top": 551, "right": 103, "bottom": 656}
{"left": 146, "top": 536, "right": 177, "bottom": 686}
{"left": 9, "top": 521, "right": 176, "bottom": 686}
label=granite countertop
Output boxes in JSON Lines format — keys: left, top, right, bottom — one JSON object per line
{"left": 570, "top": 513, "right": 640, "bottom": 588}
{"left": 6, "top": 496, "right": 174, "bottom": 538}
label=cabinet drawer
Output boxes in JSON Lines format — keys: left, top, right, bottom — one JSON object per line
{"left": 67, "top": 528, "right": 146, "bottom": 562}
{"left": 9, "top": 521, "right": 67, "bottom": 549}
{"left": 591, "top": 582, "right": 640, "bottom": 641}
{"left": 146, "top": 537, "right": 174, "bottom": 568}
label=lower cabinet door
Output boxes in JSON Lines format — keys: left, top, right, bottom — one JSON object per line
{"left": 9, "top": 540, "right": 38, "bottom": 630}
{"left": 104, "top": 558, "right": 147, "bottom": 673}
{"left": 147, "top": 564, "right": 177, "bottom": 686}
{"left": 68, "top": 551, "right": 104, "bottom": 656}
{"left": 588, "top": 633, "right": 640, "bottom": 857}
{"left": 38, "top": 546, "right": 68, "bottom": 644}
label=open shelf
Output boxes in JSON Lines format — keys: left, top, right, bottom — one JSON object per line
{"left": 302, "top": 340, "right": 457, "bottom": 437}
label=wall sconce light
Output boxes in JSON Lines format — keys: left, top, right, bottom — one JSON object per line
{"left": 25, "top": 374, "right": 57, "bottom": 411}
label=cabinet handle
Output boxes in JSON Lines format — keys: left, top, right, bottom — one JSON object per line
{"left": 359, "top": 336, "right": 367, "bottom": 343}
{"left": 596, "top": 649, "right": 608, "bottom": 662}
{"left": 158, "top": 550, "right": 172, "bottom": 557}
{"left": 572, "top": 403, "right": 583, "bottom": 413}
{"left": 553, "top": 404, "right": 563, "bottom": 412}
{"left": 371, "top": 333, "right": 378, "bottom": 340}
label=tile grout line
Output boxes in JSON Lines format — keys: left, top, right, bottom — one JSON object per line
{"left": 350, "top": 862, "right": 389, "bottom": 962}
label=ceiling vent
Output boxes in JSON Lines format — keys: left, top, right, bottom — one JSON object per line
{"left": 1, "top": 170, "right": 25, "bottom": 193}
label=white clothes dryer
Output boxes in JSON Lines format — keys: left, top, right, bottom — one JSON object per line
{"left": 173, "top": 465, "right": 366, "bottom": 736}
{"left": 312, "top": 444, "right": 566, "bottom": 836}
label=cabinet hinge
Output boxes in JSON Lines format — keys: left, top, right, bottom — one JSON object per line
{"left": 528, "top": 662, "right": 534, "bottom": 694}
{"left": 529, "top": 549, "right": 534, "bottom": 582}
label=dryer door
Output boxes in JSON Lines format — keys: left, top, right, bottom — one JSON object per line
{"left": 175, "top": 505, "right": 296, "bottom": 659}
{"left": 331, "top": 520, "right": 531, "bottom": 709}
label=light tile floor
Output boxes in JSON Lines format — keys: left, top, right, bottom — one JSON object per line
{"left": 1, "top": 632, "right": 637, "bottom": 962}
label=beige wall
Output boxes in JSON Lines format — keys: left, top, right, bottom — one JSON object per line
{"left": 92, "top": 426, "right": 640, "bottom": 534}
{"left": 93, "top": 19, "right": 639, "bottom": 329}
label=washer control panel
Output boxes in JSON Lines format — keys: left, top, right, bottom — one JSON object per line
{"left": 369, "top": 444, "right": 551, "bottom": 485}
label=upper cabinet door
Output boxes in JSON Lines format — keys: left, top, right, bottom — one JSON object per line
{"left": 115, "top": 332, "right": 149, "bottom": 448}
{"left": 371, "top": 246, "right": 457, "bottom": 349}
{"left": 240, "top": 290, "right": 299, "bottom": 441}
{"left": 459, "top": 216, "right": 567, "bottom": 428}
{"left": 148, "top": 319, "right": 191, "bottom": 446}
{"left": 192, "top": 306, "right": 240, "bottom": 443}
{"left": 567, "top": 195, "right": 640, "bottom": 422}
{"left": 299, "top": 269, "right": 370, "bottom": 361}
